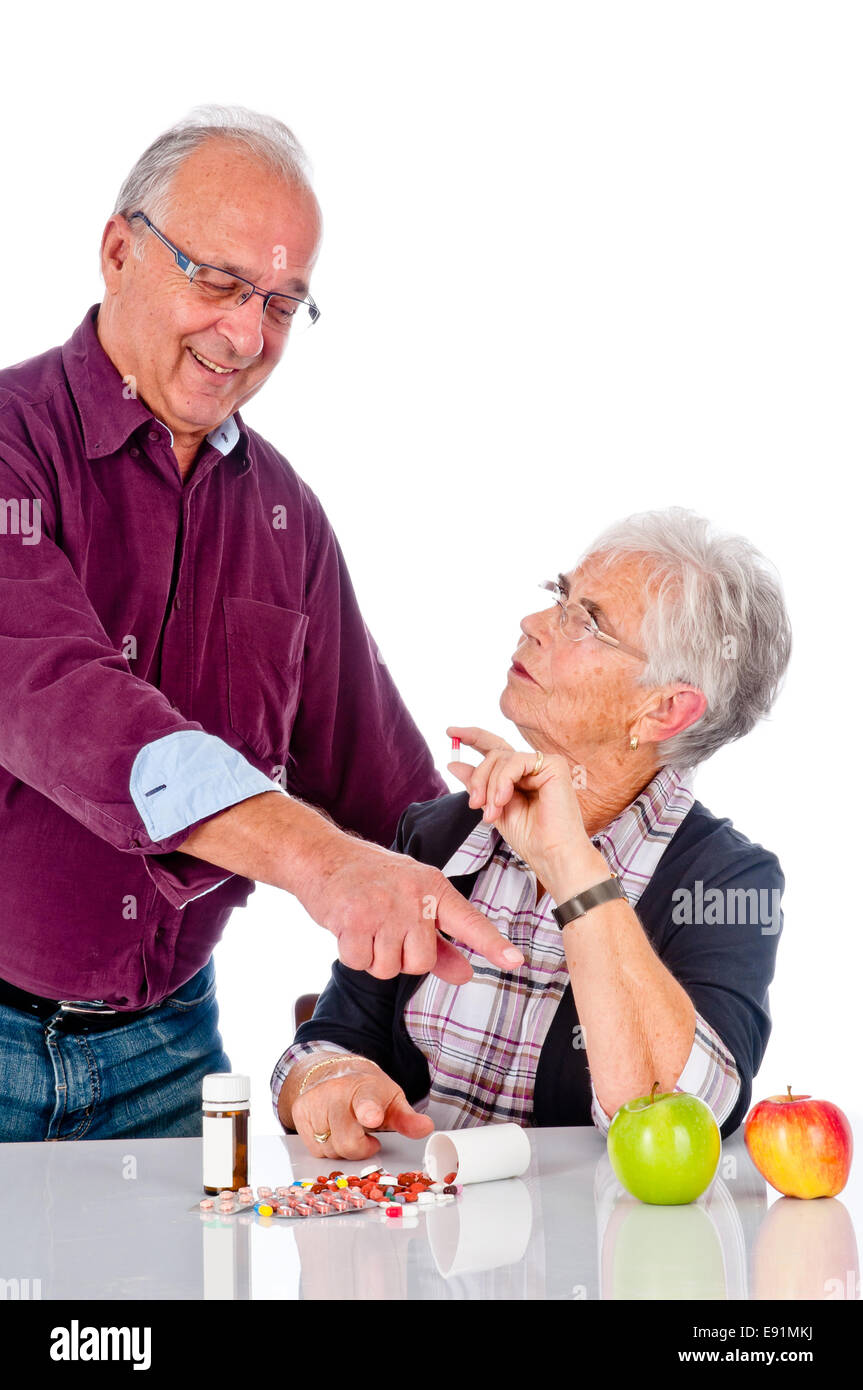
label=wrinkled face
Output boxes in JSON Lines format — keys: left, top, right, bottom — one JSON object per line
{"left": 98, "top": 138, "right": 321, "bottom": 443}
{"left": 501, "top": 555, "right": 651, "bottom": 759}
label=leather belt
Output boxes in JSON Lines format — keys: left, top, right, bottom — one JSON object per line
{"left": 0, "top": 976, "right": 155, "bottom": 1034}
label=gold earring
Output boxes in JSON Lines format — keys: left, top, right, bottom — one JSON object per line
{"left": 630, "top": 735, "right": 639, "bottom": 751}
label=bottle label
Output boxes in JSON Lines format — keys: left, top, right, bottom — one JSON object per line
{"left": 203, "top": 1115, "right": 234, "bottom": 1188}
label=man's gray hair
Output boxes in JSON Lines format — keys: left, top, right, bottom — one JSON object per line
{"left": 580, "top": 508, "right": 792, "bottom": 769}
{"left": 112, "top": 105, "right": 314, "bottom": 257}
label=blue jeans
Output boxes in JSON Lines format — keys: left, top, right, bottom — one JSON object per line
{"left": 0, "top": 959, "right": 230, "bottom": 1141}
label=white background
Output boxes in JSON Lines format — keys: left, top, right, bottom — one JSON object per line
{"left": 2, "top": 1, "right": 860, "bottom": 1135}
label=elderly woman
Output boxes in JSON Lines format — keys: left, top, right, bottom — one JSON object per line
{"left": 272, "top": 509, "right": 791, "bottom": 1159}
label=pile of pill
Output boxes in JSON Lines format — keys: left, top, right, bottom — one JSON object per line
{"left": 197, "top": 1166, "right": 461, "bottom": 1221}
{"left": 330, "top": 1164, "right": 461, "bottom": 1218}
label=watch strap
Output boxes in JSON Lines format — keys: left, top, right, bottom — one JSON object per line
{"left": 552, "top": 875, "right": 626, "bottom": 929}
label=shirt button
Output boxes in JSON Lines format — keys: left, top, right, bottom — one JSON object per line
{"left": 173, "top": 595, "right": 182, "bottom": 610}
{"left": 129, "top": 446, "right": 140, "bottom": 458}
{"left": 148, "top": 429, "right": 160, "bottom": 442}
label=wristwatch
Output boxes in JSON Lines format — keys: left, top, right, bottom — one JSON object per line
{"left": 551, "top": 874, "right": 626, "bottom": 929}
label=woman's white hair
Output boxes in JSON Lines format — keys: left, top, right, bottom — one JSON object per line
{"left": 580, "top": 508, "right": 792, "bottom": 769}
{"left": 112, "top": 105, "right": 314, "bottom": 258}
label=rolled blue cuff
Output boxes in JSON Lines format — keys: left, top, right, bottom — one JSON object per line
{"left": 130, "top": 730, "right": 285, "bottom": 843}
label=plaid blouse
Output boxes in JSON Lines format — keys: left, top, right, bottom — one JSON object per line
{"left": 272, "top": 768, "right": 741, "bottom": 1132}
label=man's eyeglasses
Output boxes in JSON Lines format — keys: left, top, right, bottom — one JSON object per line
{"left": 539, "top": 581, "right": 648, "bottom": 661}
{"left": 128, "top": 212, "right": 320, "bottom": 335}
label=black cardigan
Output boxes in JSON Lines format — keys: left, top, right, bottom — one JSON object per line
{"left": 295, "top": 792, "right": 783, "bottom": 1137}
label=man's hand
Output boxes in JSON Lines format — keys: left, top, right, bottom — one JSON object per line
{"left": 294, "top": 836, "right": 524, "bottom": 983}
{"left": 179, "top": 790, "right": 524, "bottom": 982}
{"left": 286, "top": 1063, "right": 435, "bottom": 1160}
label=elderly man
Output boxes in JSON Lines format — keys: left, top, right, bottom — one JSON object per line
{"left": 0, "top": 106, "right": 519, "bottom": 1142}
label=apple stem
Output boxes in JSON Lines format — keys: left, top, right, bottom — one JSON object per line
{"left": 786, "top": 1084, "right": 793, "bottom": 1101}
{"left": 650, "top": 1081, "right": 660, "bottom": 1105}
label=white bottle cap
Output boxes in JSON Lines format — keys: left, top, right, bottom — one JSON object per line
{"left": 202, "top": 1073, "right": 251, "bottom": 1107}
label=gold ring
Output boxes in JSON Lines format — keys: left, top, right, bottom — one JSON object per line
{"left": 313, "top": 1130, "right": 331, "bottom": 1145}
{"left": 529, "top": 751, "right": 544, "bottom": 777}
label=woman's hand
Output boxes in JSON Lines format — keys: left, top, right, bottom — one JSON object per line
{"left": 447, "top": 725, "right": 603, "bottom": 896}
{"left": 289, "top": 1062, "right": 434, "bottom": 1161}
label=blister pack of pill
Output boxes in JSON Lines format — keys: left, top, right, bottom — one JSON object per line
{"left": 193, "top": 1166, "right": 462, "bottom": 1221}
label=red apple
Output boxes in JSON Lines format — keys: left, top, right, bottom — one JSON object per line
{"left": 744, "top": 1086, "right": 853, "bottom": 1199}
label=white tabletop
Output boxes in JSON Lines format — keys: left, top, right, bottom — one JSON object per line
{"left": 2, "top": 1124, "right": 860, "bottom": 1301}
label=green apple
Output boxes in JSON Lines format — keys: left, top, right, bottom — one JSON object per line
{"left": 607, "top": 1082, "right": 721, "bottom": 1205}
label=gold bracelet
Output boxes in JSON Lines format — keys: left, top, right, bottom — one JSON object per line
{"left": 297, "top": 1054, "right": 377, "bottom": 1097}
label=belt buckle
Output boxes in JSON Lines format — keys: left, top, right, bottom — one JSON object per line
{"left": 58, "top": 1000, "right": 117, "bottom": 1017}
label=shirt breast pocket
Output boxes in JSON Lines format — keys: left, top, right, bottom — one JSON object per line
{"left": 223, "top": 597, "right": 308, "bottom": 764}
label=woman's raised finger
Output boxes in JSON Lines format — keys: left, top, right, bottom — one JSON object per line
{"left": 465, "top": 747, "right": 509, "bottom": 810}
{"left": 447, "top": 725, "right": 515, "bottom": 755}
{"left": 485, "top": 750, "right": 546, "bottom": 817}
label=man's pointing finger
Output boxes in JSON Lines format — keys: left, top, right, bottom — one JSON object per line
{"left": 435, "top": 879, "right": 524, "bottom": 969}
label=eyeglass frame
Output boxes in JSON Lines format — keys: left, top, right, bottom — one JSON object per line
{"left": 539, "top": 580, "right": 648, "bottom": 661}
{"left": 127, "top": 212, "right": 321, "bottom": 330}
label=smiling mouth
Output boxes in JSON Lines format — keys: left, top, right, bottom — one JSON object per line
{"left": 188, "top": 346, "right": 237, "bottom": 376}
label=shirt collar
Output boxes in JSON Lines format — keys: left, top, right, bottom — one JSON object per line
{"left": 60, "top": 304, "right": 245, "bottom": 462}
{"left": 442, "top": 765, "right": 696, "bottom": 907}
{"left": 205, "top": 414, "right": 241, "bottom": 456}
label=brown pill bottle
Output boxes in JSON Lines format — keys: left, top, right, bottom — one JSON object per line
{"left": 202, "top": 1073, "right": 250, "bottom": 1193}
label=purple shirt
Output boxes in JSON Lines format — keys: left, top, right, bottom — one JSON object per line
{"left": 0, "top": 306, "right": 445, "bottom": 1007}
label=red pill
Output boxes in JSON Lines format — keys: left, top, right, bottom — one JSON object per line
{"left": 405, "top": 1192, "right": 418, "bottom": 1203}
{"left": 444, "top": 1171, "right": 457, "bottom": 1184}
